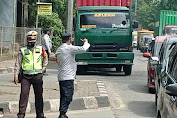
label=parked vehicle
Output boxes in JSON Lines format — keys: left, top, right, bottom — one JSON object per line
{"left": 74, "top": 0, "right": 138, "bottom": 75}
{"left": 132, "top": 31, "right": 138, "bottom": 47}
{"left": 154, "top": 10, "right": 177, "bottom": 37}
{"left": 155, "top": 36, "right": 177, "bottom": 106}
{"left": 137, "top": 29, "right": 154, "bottom": 52}
{"left": 143, "top": 36, "right": 166, "bottom": 93}
{"left": 133, "top": 36, "right": 137, "bottom": 47}
{"left": 156, "top": 41, "right": 177, "bottom": 118}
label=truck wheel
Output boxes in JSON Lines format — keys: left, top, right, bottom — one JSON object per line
{"left": 76, "top": 66, "right": 87, "bottom": 75}
{"left": 123, "top": 65, "right": 132, "bottom": 75}
{"left": 116, "top": 65, "right": 122, "bottom": 72}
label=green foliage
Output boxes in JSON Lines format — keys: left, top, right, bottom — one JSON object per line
{"left": 38, "top": 13, "right": 65, "bottom": 36}
{"left": 38, "top": 13, "right": 65, "bottom": 51}
{"left": 28, "top": 0, "right": 67, "bottom": 51}
{"left": 136, "top": 0, "right": 158, "bottom": 30}
{"left": 136, "top": 0, "right": 177, "bottom": 30}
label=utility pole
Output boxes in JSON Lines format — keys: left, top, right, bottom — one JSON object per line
{"left": 135, "top": 0, "right": 137, "bottom": 18}
{"left": 36, "top": 0, "right": 40, "bottom": 28}
{"left": 67, "top": 0, "right": 74, "bottom": 35}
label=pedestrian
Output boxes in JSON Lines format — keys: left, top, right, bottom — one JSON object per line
{"left": 42, "top": 28, "right": 52, "bottom": 58}
{"left": 14, "top": 31, "right": 48, "bottom": 118}
{"left": 55, "top": 33, "right": 90, "bottom": 118}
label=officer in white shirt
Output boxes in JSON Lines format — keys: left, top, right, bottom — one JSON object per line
{"left": 55, "top": 33, "right": 90, "bottom": 118}
{"left": 42, "top": 29, "right": 52, "bottom": 58}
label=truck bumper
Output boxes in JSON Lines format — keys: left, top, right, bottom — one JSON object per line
{"left": 76, "top": 52, "right": 134, "bottom": 65}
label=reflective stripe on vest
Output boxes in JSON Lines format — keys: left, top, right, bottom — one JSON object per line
{"left": 21, "top": 46, "right": 43, "bottom": 74}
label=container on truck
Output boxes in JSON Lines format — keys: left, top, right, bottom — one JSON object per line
{"left": 154, "top": 10, "right": 177, "bottom": 37}
{"left": 74, "top": 0, "right": 138, "bottom": 75}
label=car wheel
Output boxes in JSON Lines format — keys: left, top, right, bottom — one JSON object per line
{"left": 155, "top": 93, "right": 158, "bottom": 106}
{"left": 148, "top": 87, "right": 155, "bottom": 94}
{"left": 123, "top": 65, "right": 132, "bottom": 75}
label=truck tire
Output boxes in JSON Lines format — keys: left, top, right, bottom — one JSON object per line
{"left": 76, "top": 65, "right": 87, "bottom": 75}
{"left": 116, "top": 65, "right": 122, "bottom": 72}
{"left": 123, "top": 65, "right": 132, "bottom": 75}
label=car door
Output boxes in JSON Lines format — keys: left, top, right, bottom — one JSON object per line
{"left": 162, "top": 48, "right": 177, "bottom": 118}
{"left": 167, "top": 53, "right": 177, "bottom": 118}
{"left": 155, "top": 42, "right": 165, "bottom": 92}
{"left": 158, "top": 64, "right": 174, "bottom": 118}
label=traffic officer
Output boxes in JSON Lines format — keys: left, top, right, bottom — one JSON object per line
{"left": 14, "top": 31, "right": 48, "bottom": 118}
{"left": 55, "top": 33, "right": 90, "bottom": 118}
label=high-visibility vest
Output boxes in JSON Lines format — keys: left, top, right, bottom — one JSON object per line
{"left": 21, "top": 45, "right": 43, "bottom": 74}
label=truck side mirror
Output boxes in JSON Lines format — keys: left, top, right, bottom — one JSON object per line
{"left": 132, "top": 21, "right": 139, "bottom": 28}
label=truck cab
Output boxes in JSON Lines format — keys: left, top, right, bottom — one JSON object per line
{"left": 163, "top": 25, "right": 177, "bottom": 36}
{"left": 74, "top": 6, "right": 138, "bottom": 75}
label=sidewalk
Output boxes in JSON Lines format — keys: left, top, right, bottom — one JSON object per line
{"left": 4, "top": 108, "right": 115, "bottom": 118}
{"left": 0, "top": 54, "right": 110, "bottom": 114}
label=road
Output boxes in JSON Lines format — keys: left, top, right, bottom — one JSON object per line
{"left": 1, "top": 49, "right": 156, "bottom": 118}
{"left": 74, "top": 49, "right": 156, "bottom": 118}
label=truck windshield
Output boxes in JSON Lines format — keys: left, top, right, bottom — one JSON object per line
{"left": 166, "top": 27, "right": 177, "bottom": 35}
{"left": 80, "top": 13, "right": 129, "bottom": 29}
{"left": 142, "top": 34, "right": 153, "bottom": 38}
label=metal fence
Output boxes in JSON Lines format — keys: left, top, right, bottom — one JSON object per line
{"left": 0, "top": 26, "right": 42, "bottom": 61}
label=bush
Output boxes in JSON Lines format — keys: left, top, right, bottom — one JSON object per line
{"left": 38, "top": 13, "right": 65, "bottom": 51}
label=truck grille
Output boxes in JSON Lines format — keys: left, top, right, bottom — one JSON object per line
{"left": 89, "top": 44, "right": 130, "bottom": 52}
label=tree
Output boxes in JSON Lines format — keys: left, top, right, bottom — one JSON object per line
{"left": 27, "top": 0, "right": 67, "bottom": 51}
{"left": 137, "top": 0, "right": 158, "bottom": 30}
{"left": 136, "top": 0, "right": 177, "bottom": 30}
{"left": 38, "top": 13, "right": 65, "bottom": 51}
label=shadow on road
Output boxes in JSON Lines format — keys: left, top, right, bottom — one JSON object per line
{"left": 128, "top": 101, "right": 156, "bottom": 117}
{"left": 77, "top": 70, "right": 126, "bottom": 77}
{"left": 128, "top": 83, "right": 149, "bottom": 94}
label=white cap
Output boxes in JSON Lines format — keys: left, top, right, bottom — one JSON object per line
{"left": 26, "top": 31, "right": 38, "bottom": 42}
{"left": 26, "top": 31, "right": 38, "bottom": 37}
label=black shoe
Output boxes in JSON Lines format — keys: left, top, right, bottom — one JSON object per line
{"left": 36, "top": 117, "right": 46, "bottom": 118}
{"left": 58, "top": 114, "right": 68, "bottom": 118}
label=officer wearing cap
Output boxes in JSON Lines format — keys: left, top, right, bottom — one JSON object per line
{"left": 14, "top": 31, "right": 48, "bottom": 118}
{"left": 55, "top": 33, "right": 90, "bottom": 118}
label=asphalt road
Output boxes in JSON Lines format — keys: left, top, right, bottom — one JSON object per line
{"left": 74, "top": 49, "right": 156, "bottom": 118}
{"left": 0, "top": 49, "right": 156, "bottom": 118}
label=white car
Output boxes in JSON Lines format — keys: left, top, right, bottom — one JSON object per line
{"left": 133, "top": 36, "right": 137, "bottom": 47}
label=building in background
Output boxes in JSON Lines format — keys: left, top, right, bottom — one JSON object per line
{"left": 0, "top": 0, "right": 17, "bottom": 27}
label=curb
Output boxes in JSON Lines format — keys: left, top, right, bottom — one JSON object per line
{"left": 0, "top": 67, "right": 14, "bottom": 74}
{"left": 0, "top": 80, "right": 110, "bottom": 114}
{"left": 0, "top": 96, "right": 110, "bottom": 114}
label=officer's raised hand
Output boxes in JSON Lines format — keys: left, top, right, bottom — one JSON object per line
{"left": 80, "top": 38, "right": 88, "bottom": 42}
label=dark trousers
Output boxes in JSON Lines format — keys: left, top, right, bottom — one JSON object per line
{"left": 59, "top": 80, "right": 74, "bottom": 113}
{"left": 45, "top": 50, "right": 50, "bottom": 59}
{"left": 17, "top": 73, "right": 44, "bottom": 118}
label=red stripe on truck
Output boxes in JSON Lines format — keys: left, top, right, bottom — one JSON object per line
{"left": 76, "top": 0, "right": 131, "bottom": 8}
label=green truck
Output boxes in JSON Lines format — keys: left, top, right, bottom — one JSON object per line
{"left": 74, "top": 5, "right": 138, "bottom": 75}
{"left": 154, "top": 10, "right": 177, "bottom": 37}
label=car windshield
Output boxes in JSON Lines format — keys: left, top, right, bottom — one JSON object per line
{"left": 153, "top": 42, "right": 162, "bottom": 56}
{"left": 80, "top": 13, "right": 130, "bottom": 29}
{"left": 142, "top": 34, "right": 153, "bottom": 38}
{"left": 166, "top": 27, "right": 177, "bottom": 35}
{"left": 165, "top": 43, "right": 174, "bottom": 59}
